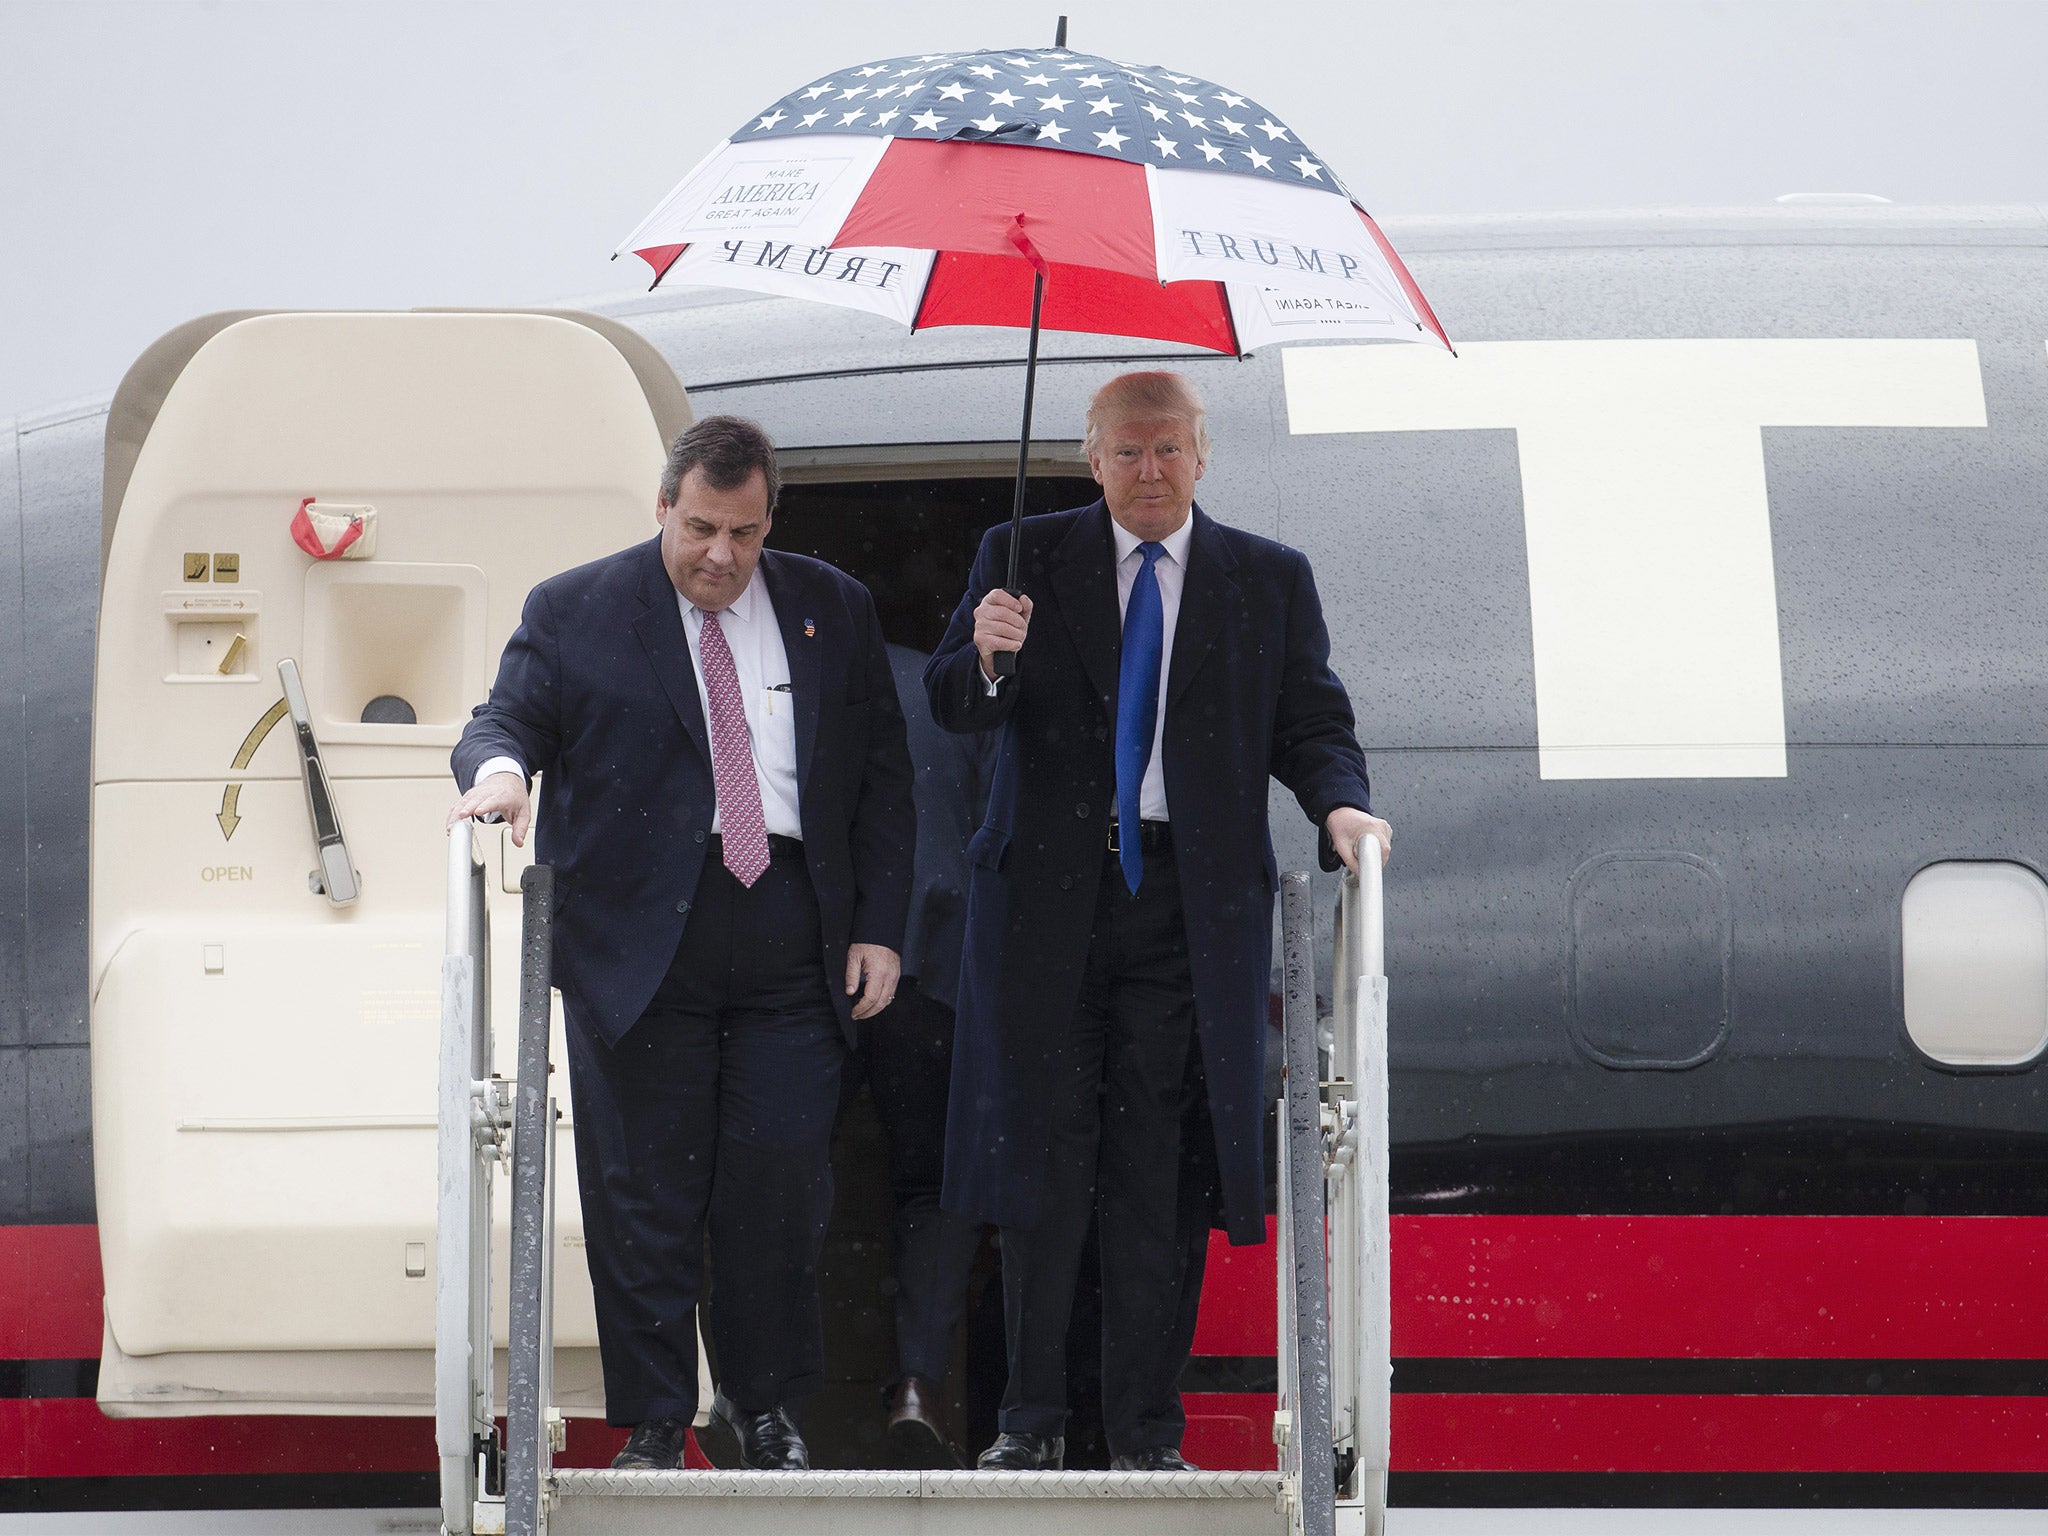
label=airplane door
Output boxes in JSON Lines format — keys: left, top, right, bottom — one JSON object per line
{"left": 89, "top": 311, "right": 684, "bottom": 1415}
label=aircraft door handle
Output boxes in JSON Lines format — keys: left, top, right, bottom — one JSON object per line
{"left": 278, "top": 658, "right": 361, "bottom": 906}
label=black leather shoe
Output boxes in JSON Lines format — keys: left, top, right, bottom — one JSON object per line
{"left": 885, "top": 1375, "right": 961, "bottom": 1468}
{"left": 698, "top": 1392, "right": 809, "bottom": 1470}
{"left": 976, "top": 1430, "right": 1064, "bottom": 1470}
{"left": 1110, "top": 1445, "right": 1199, "bottom": 1472}
{"left": 610, "top": 1413, "right": 690, "bottom": 1470}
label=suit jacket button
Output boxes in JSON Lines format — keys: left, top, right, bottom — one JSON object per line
{"left": 1059, "top": 875, "right": 1074, "bottom": 891}
{"left": 675, "top": 900, "right": 690, "bottom": 915}
{"left": 1075, "top": 802, "right": 1089, "bottom": 818}
{"left": 694, "top": 829, "right": 706, "bottom": 844}
{"left": 1094, "top": 726, "right": 1107, "bottom": 742}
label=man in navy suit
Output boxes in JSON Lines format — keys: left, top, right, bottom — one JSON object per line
{"left": 450, "top": 415, "right": 913, "bottom": 1471}
{"left": 926, "top": 372, "right": 1391, "bottom": 1472}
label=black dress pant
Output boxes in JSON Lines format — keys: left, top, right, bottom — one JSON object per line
{"left": 565, "top": 844, "right": 845, "bottom": 1426}
{"left": 851, "top": 978, "right": 983, "bottom": 1386}
{"left": 997, "top": 841, "right": 1217, "bottom": 1454}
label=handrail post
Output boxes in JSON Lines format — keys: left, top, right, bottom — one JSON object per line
{"left": 1278, "top": 874, "right": 1336, "bottom": 1536}
{"left": 1338, "top": 834, "right": 1390, "bottom": 1536}
{"left": 437, "top": 823, "right": 496, "bottom": 1536}
{"left": 505, "top": 866, "right": 557, "bottom": 1536}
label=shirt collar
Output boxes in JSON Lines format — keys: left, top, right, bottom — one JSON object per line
{"left": 1110, "top": 507, "right": 1194, "bottom": 568}
{"left": 683, "top": 566, "right": 763, "bottom": 627}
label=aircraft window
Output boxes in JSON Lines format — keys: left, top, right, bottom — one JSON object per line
{"left": 1568, "top": 852, "right": 1731, "bottom": 1070}
{"left": 1902, "top": 862, "right": 2048, "bottom": 1068}
{"left": 770, "top": 465, "right": 1095, "bottom": 652}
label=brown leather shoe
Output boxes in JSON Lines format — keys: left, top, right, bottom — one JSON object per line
{"left": 885, "top": 1375, "right": 961, "bottom": 1468}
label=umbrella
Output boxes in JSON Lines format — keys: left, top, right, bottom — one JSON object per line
{"left": 615, "top": 22, "right": 1452, "bottom": 668}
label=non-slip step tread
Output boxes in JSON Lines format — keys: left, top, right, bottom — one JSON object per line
{"left": 553, "top": 1468, "right": 1284, "bottom": 1500}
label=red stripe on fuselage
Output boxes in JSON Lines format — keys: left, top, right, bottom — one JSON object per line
{"left": 1393, "top": 1393, "right": 2048, "bottom": 1473}
{"left": 0, "top": 1227, "right": 103, "bottom": 1359}
{"left": 1393, "top": 1215, "right": 2048, "bottom": 1359}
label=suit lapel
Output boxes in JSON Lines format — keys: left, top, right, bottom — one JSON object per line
{"left": 1047, "top": 502, "right": 1121, "bottom": 709}
{"left": 628, "top": 537, "right": 711, "bottom": 766}
{"left": 1167, "top": 505, "right": 1239, "bottom": 709}
{"left": 760, "top": 552, "right": 823, "bottom": 790}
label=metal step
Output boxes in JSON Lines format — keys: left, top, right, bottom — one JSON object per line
{"left": 549, "top": 1468, "right": 1286, "bottom": 1536}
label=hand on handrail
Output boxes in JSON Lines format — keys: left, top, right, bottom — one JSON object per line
{"left": 1325, "top": 806, "right": 1392, "bottom": 876}
{"left": 448, "top": 770, "right": 532, "bottom": 846}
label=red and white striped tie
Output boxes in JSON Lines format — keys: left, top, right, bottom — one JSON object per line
{"left": 698, "top": 611, "right": 769, "bottom": 887}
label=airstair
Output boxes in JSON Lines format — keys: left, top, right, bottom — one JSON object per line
{"left": 435, "top": 831, "right": 1391, "bottom": 1536}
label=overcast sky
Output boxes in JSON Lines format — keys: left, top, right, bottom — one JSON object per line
{"left": 4, "top": 0, "right": 2045, "bottom": 420}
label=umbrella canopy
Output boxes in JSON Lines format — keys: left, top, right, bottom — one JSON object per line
{"left": 615, "top": 44, "right": 1452, "bottom": 356}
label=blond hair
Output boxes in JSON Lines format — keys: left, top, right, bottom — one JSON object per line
{"left": 1083, "top": 371, "right": 1211, "bottom": 460}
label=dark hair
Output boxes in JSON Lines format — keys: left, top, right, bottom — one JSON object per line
{"left": 658, "top": 414, "right": 780, "bottom": 513}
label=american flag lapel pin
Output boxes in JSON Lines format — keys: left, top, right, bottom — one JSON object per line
{"left": 804, "top": 618, "right": 816, "bottom": 638}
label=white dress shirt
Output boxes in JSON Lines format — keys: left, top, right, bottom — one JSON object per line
{"left": 471, "top": 567, "right": 803, "bottom": 839}
{"left": 1111, "top": 512, "right": 1192, "bottom": 822}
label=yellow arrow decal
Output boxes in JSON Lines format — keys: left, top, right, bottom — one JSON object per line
{"left": 218, "top": 696, "right": 289, "bottom": 841}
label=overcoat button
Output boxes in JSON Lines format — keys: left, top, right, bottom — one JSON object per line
{"left": 1059, "top": 875, "right": 1074, "bottom": 891}
{"left": 1075, "top": 802, "right": 1089, "bottom": 818}
{"left": 675, "top": 900, "right": 690, "bottom": 915}
{"left": 694, "top": 829, "right": 706, "bottom": 844}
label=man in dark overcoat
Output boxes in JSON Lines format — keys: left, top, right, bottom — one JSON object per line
{"left": 450, "top": 415, "right": 914, "bottom": 1471}
{"left": 925, "top": 371, "right": 1390, "bottom": 1472}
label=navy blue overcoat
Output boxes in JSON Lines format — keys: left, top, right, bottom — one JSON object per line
{"left": 926, "top": 501, "right": 1371, "bottom": 1246}
{"left": 453, "top": 537, "right": 914, "bottom": 1046}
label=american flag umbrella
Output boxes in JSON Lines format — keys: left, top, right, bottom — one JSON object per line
{"left": 614, "top": 28, "right": 1453, "bottom": 608}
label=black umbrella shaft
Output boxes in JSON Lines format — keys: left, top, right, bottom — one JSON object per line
{"left": 991, "top": 268, "right": 1045, "bottom": 679}
{"left": 1004, "top": 268, "right": 1047, "bottom": 593}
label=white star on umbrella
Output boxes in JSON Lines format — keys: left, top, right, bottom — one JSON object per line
{"left": 1217, "top": 115, "right": 1247, "bottom": 136}
{"left": 1215, "top": 91, "right": 1248, "bottom": 108}
{"left": 1171, "top": 90, "right": 1202, "bottom": 104}
{"left": 910, "top": 109, "right": 945, "bottom": 131}
{"left": 1088, "top": 95, "right": 1120, "bottom": 115}
{"left": 1151, "top": 132, "right": 1180, "bottom": 158}
{"left": 968, "top": 63, "right": 999, "bottom": 78}
{"left": 1179, "top": 109, "right": 1207, "bottom": 129}
{"left": 839, "top": 85, "right": 868, "bottom": 99}
{"left": 800, "top": 110, "right": 828, "bottom": 127}
{"left": 802, "top": 83, "right": 834, "bottom": 100}
{"left": 1077, "top": 73, "right": 1107, "bottom": 88}
{"left": 1256, "top": 117, "right": 1293, "bottom": 141}
{"left": 1143, "top": 101, "right": 1170, "bottom": 121}
{"left": 857, "top": 65, "right": 887, "bottom": 77}
{"left": 1163, "top": 73, "right": 1194, "bottom": 85}
{"left": 840, "top": 108, "right": 865, "bottom": 126}
{"left": 1128, "top": 77, "right": 1160, "bottom": 94}
{"left": 756, "top": 110, "right": 786, "bottom": 130}
{"left": 1244, "top": 146, "right": 1273, "bottom": 170}
{"left": 972, "top": 113, "right": 1004, "bottom": 131}
{"left": 871, "top": 85, "right": 897, "bottom": 99}
{"left": 1037, "top": 120, "right": 1069, "bottom": 142}
{"left": 936, "top": 82, "right": 969, "bottom": 101}
{"left": 1023, "top": 72, "right": 1053, "bottom": 86}
{"left": 873, "top": 107, "right": 901, "bottom": 128}
{"left": 1004, "top": 56, "right": 1033, "bottom": 66}
{"left": 1095, "top": 126, "right": 1130, "bottom": 150}
{"left": 987, "top": 89, "right": 1020, "bottom": 106}
{"left": 1195, "top": 139, "right": 1225, "bottom": 162}
{"left": 1290, "top": 154, "right": 1324, "bottom": 180}
{"left": 1060, "top": 60, "right": 1089, "bottom": 70}
{"left": 1038, "top": 93, "right": 1071, "bottom": 111}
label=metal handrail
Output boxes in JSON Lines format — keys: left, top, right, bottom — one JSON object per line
{"left": 1276, "top": 874, "right": 1336, "bottom": 1536}
{"left": 1328, "top": 835, "right": 1390, "bottom": 1535}
{"left": 505, "top": 867, "right": 558, "bottom": 1536}
{"left": 436, "top": 822, "right": 500, "bottom": 1536}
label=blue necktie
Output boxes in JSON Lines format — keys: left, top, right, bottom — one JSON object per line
{"left": 1116, "top": 541, "right": 1166, "bottom": 894}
